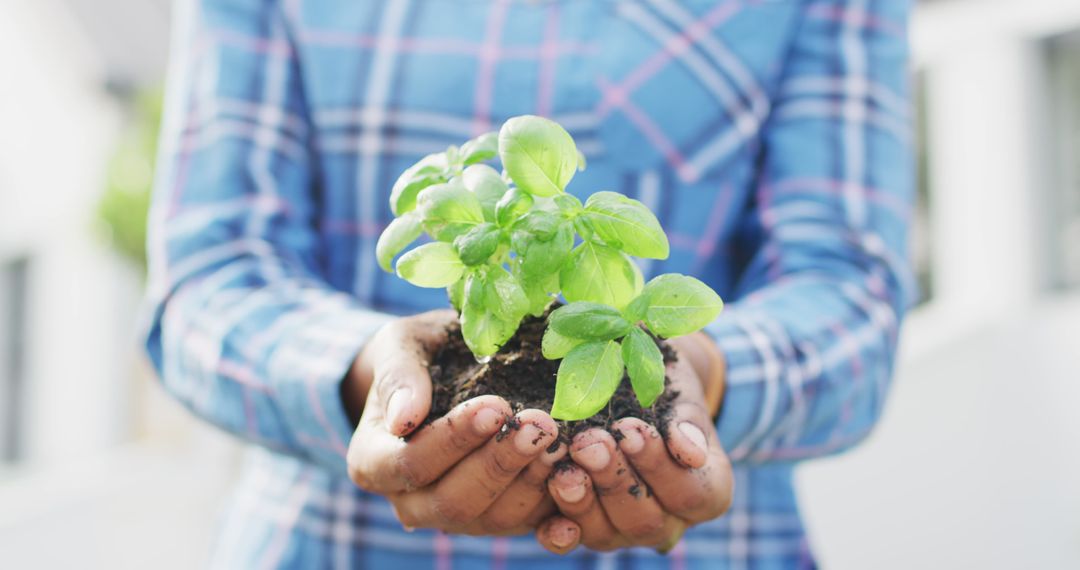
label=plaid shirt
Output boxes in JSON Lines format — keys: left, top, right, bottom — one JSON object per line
{"left": 145, "top": 0, "right": 913, "bottom": 568}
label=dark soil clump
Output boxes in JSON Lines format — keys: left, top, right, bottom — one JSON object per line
{"left": 423, "top": 308, "right": 678, "bottom": 447}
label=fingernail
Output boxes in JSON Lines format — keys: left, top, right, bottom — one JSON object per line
{"left": 550, "top": 524, "right": 578, "bottom": 548}
{"left": 574, "top": 442, "right": 610, "bottom": 471}
{"left": 619, "top": 427, "right": 645, "bottom": 455}
{"left": 678, "top": 422, "right": 707, "bottom": 452}
{"left": 472, "top": 407, "right": 502, "bottom": 435}
{"left": 513, "top": 422, "right": 549, "bottom": 453}
{"left": 555, "top": 479, "right": 586, "bottom": 503}
{"left": 386, "top": 389, "right": 411, "bottom": 428}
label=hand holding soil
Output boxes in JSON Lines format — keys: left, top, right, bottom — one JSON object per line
{"left": 536, "top": 337, "right": 734, "bottom": 553}
{"left": 345, "top": 310, "right": 569, "bottom": 535}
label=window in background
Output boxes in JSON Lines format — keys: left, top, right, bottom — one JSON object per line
{"left": 0, "top": 258, "right": 29, "bottom": 465}
{"left": 1046, "top": 31, "right": 1080, "bottom": 290}
{"left": 912, "top": 71, "right": 936, "bottom": 305}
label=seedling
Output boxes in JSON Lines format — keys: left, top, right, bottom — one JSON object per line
{"left": 377, "top": 115, "right": 723, "bottom": 421}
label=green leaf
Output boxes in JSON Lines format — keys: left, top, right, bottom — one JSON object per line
{"left": 461, "top": 280, "right": 520, "bottom": 358}
{"left": 583, "top": 191, "right": 669, "bottom": 259}
{"left": 550, "top": 341, "right": 624, "bottom": 421}
{"left": 549, "top": 302, "right": 632, "bottom": 341}
{"left": 460, "top": 132, "right": 499, "bottom": 165}
{"left": 448, "top": 277, "right": 466, "bottom": 312}
{"left": 395, "top": 242, "right": 465, "bottom": 288}
{"left": 417, "top": 179, "right": 485, "bottom": 241}
{"left": 515, "top": 221, "right": 573, "bottom": 278}
{"left": 511, "top": 210, "right": 562, "bottom": 240}
{"left": 621, "top": 328, "right": 665, "bottom": 407}
{"left": 390, "top": 153, "right": 448, "bottom": 215}
{"left": 516, "top": 268, "right": 559, "bottom": 317}
{"left": 375, "top": 212, "right": 422, "bottom": 272}
{"left": 462, "top": 164, "right": 509, "bottom": 223}
{"left": 495, "top": 187, "right": 535, "bottom": 227}
{"left": 542, "top": 327, "right": 585, "bottom": 360}
{"left": 453, "top": 222, "right": 501, "bottom": 266}
{"left": 560, "top": 241, "right": 640, "bottom": 310}
{"left": 483, "top": 266, "right": 530, "bottom": 321}
{"left": 638, "top": 274, "right": 724, "bottom": 338}
{"left": 498, "top": 115, "right": 578, "bottom": 197}
{"left": 554, "top": 193, "right": 583, "bottom": 217}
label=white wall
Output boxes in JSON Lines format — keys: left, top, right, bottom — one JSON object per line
{"left": 0, "top": 0, "right": 138, "bottom": 468}
{"left": 798, "top": 1, "right": 1080, "bottom": 567}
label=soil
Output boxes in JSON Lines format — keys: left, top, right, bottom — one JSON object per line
{"left": 421, "top": 307, "right": 679, "bottom": 448}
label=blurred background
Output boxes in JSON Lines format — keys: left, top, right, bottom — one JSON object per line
{"left": 0, "top": 0, "right": 1078, "bottom": 568}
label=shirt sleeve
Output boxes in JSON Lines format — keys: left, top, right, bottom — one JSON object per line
{"left": 143, "top": 0, "right": 393, "bottom": 473}
{"left": 706, "top": 0, "right": 915, "bottom": 465}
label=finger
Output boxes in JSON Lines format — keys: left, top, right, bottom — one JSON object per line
{"left": 349, "top": 395, "right": 509, "bottom": 494}
{"left": 536, "top": 516, "right": 581, "bottom": 555}
{"left": 479, "top": 443, "right": 567, "bottom": 532}
{"left": 393, "top": 409, "right": 558, "bottom": 529}
{"left": 569, "top": 429, "right": 668, "bottom": 544}
{"left": 548, "top": 464, "right": 620, "bottom": 551}
{"left": 371, "top": 345, "right": 436, "bottom": 437}
{"left": 614, "top": 416, "right": 733, "bottom": 523}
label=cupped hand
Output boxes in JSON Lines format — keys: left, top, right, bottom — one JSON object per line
{"left": 536, "top": 334, "right": 734, "bottom": 553}
{"left": 345, "top": 310, "right": 566, "bottom": 535}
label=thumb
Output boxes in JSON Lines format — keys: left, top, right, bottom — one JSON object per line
{"left": 373, "top": 347, "right": 434, "bottom": 437}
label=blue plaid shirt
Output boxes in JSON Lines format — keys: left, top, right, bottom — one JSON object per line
{"left": 146, "top": 0, "right": 913, "bottom": 568}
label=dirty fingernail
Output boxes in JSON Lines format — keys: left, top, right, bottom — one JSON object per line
{"left": 472, "top": 407, "right": 502, "bottom": 435}
{"left": 555, "top": 480, "right": 587, "bottom": 503}
{"left": 575, "top": 442, "right": 611, "bottom": 471}
{"left": 514, "top": 422, "right": 550, "bottom": 453}
{"left": 619, "top": 427, "right": 645, "bottom": 455}
{"left": 550, "top": 523, "right": 578, "bottom": 548}
{"left": 386, "top": 389, "right": 411, "bottom": 430}
{"left": 678, "top": 422, "right": 708, "bottom": 452}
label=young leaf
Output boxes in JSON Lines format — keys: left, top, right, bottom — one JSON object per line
{"left": 495, "top": 187, "right": 535, "bottom": 227}
{"left": 560, "top": 241, "right": 641, "bottom": 310}
{"left": 549, "top": 302, "right": 632, "bottom": 341}
{"left": 390, "top": 153, "right": 448, "bottom": 215}
{"left": 583, "top": 191, "right": 669, "bottom": 259}
{"left": 511, "top": 210, "right": 562, "bottom": 240}
{"left": 461, "top": 287, "right": 519, "bottom": 358}
{"left": 515, "top": 268, "right": 558, "bottom": 317}
{"left": 515, "top": 221, "right": 573, "bottom": 278}
{"left": 483, "top": 266, "right": 530, "bottom": 321}
{"left": 462, "top": 164, "right": 508, "bottom": 222}
{"left": 395, "top": 242, "right": 465, "bottom": 288}
{"left": 550, "top": 341, "right": 625, "bottom": 421}
{"left": 554, "top": 193, "right": 583, "bottom": 217}
{"left": 498, "top": 115, "right": 578, "bottom": 197}
{"left": 460, "top": 132, "right": 498, "bottom": 165}
{"left": 542, "top": 327, "right": 584, "bottom": 359}
{"left": 417, "top": 179, "right": 485, "bottom": 241}
{"left": 448, "top": 277, "right": 466, "bottom": 312}
{"left": 453, "top": 222, "right": 501, "bottom": 266}
{"left": 637, "top": 274, "right": 724, "bottom": 338}
{"left": 621, "top": 327, "right": 665, "bottom": 407}
{"left": 375, "top": 212, "right": 422, "bottom": 272}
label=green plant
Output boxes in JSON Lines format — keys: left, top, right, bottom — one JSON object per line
{"left": 377, "top": 115, "right": 723, "bottom": 420}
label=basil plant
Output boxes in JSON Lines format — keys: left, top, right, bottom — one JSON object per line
{"left": 376, "top": 115, "right": 723, "bottom": 420}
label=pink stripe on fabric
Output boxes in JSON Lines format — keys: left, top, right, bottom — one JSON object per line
{"left": 492, "top": 536, "right": 509, "bottom": 570}
{"left": 772, "top": 177, "right": 911, "bottom": 220}
{"left": 304, "top": 346, "right": 350, "bottom": 455}
{"left": 218, "top": 358, "right": 274, "bottom": 392}
{"left": 598, "top": 78, "right": 694, "bottom": 180}
{"left": 241, "top": 385, "right": 259, "bottom": 439}
{"left": 210, "top": 28, "right": 294, "bottom": 57}
{"left": 473, "top": 1, "right": 510, "bottom": 135}
{"left": 300, "top": 28, "right": 596, "bottom": 59}
{"left": 257, "top": 471, "right": 313, "bottom": 570}
{"left": 669, "top": 537, "right": 687, "bottom": 570}
{"left": 805, "top": 4, "right": 905, "bottom": 37}
{"left": 536, "top": 3, "right": 561, "bottom": 117}
{"left": 435, "top": 531, "right": 453, "bottom": 570}
{"left": 597, "top": 2, "right": 740, "bottom": 116}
